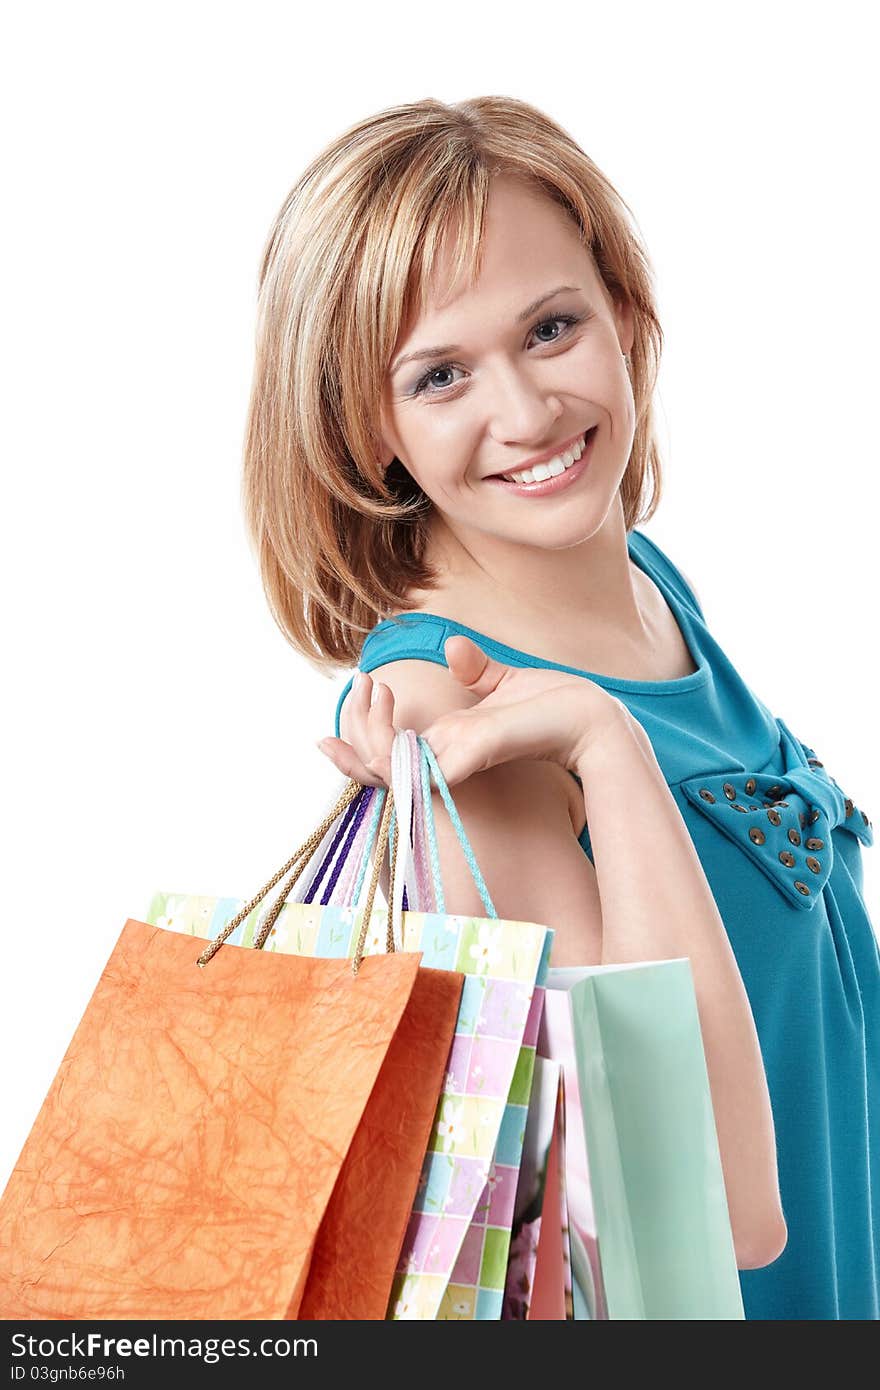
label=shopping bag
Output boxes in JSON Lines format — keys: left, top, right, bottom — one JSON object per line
{"left": 277, "top": 777, "right": 466, "bottom": 1320}
{"left": 540, "top": 961, "right": 745, "bottom": 1320}
{"left": 526, "top": 1074, "right": 570, "bottom": 1320}
{"left": 386, "top": 733, "right": 552, "bottom": 1321}
{"left": 0, "top": 784, "right": 462, "bottom": 1320}
{"left": 538, "top": 982, "right": 606, "bottom": 1320}
{"left": 502, "top": 1056, "right": 570, "bottom": 1319}
{"left": 154, "top": 730, "right": 555, "bottom": 1321}
{"left": 421, "top": 983, "right": 545, "bottom": 1322}
{"left": 298, "top": 963, "right": 463, "bottom": 1319}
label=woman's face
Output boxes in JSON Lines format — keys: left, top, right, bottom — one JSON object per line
{"left": 379, "top": 174, "right": 636, "bottom": 556}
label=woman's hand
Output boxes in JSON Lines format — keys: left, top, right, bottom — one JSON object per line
{"left": 317, "top": 634, "right": 632, "bottom": 789}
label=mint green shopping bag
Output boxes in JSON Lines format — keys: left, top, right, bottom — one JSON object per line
{"left": 540, "top": 961, "right": 745, "bottom": 1320}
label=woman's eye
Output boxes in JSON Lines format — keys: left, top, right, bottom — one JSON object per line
{"left": 414, "top": 364, "right": 463, "bottom": 395}
{"left": 410, "top": 313, "right": 582, "bottom": 397}
{"left": 531, "top": 314, "right": 576, "bottom": 344}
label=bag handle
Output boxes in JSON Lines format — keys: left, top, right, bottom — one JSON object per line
{"left": 300, "top": 777, "right": 410, "bottom": 940}
{"left": 406, "top": 728, "right": 436, "bottom": 913}
{"left": 325, "top": 784, "right": 381, "bottom": 907}
{"left": 300, "top": 783, "right": 375, "bottom": 906}
{"left": 389, "top": 731, "right": 498, "bottom": 919}
{"left": 387, "top": 728, "right": 416, "bottom": 947}
{"left": 295, "top": 781, "right": 384, "bottom": 910}
{"left": 196, "top": 728, "right": 498, "bottom": 973}
{"left": 196, "top": 779, "right": 396, "bottom": 973}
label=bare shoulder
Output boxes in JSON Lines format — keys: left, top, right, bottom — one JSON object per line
{"left": 340, "top": 659, "right": 477, "bottom": 735}
{"left": 340, "top": 658, "right": 588, "bottom": 843}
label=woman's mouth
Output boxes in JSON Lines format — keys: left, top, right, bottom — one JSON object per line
{"left": 486, "top": 426, "right": 598, "bottom": 497}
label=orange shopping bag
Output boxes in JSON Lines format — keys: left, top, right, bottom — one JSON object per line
{"left": 0, "top": 783, "right": 462, "bottom": 1320}
{"left": 299, "top": 964, "right": 462, "bottom": 1319}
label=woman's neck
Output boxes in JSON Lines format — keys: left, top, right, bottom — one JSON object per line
{"left": 403, "top": 504, "right": 659, "bottom": 673}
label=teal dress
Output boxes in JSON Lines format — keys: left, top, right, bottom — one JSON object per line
{"left": 334, "top": 526, "right": 878, "bottom": 1320}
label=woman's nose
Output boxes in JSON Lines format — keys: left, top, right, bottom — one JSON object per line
{"left": 484, "top": 362, "right": 563, "bottom": 445}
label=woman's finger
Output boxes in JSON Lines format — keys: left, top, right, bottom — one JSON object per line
{"left": 316, "top": 736, "right": 385, "bottom": 787}
{"left": 421, "top": 681, "right": 597, "bottom": 786}
{"left": 347, "top": 670, "right": 374, "bottom": 748}
{"left": 443, "top": 635, "right": 514, "bottom": 700}
{"left": 342, "top": 671, "right": 390, "bottom": 778}
{"left": 364, "top": 681, "right": 395, "bottom": 783}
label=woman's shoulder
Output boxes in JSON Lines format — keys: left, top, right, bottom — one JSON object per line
{"left": 337, "top": 657, "right": 588, "bottom": 841}
{"left": 339, "top": 656, "right": 473, "bottom": 741}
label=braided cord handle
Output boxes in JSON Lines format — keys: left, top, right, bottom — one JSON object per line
{"left": 416, "top": 735, "right": 497, "bottom": 919}
{"left": 351, "top": 787, "right": 396, "bottom": 976}
{"left": 196, "top": 778, "right": 367, "bottom": 968}
{"left": 195, "top": 728, "right": 498, "bottom": 974}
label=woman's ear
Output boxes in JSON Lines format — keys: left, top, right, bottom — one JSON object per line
{"left": 377, "top": 396, "right": 398, "bottom": 479}
{"left": 614, "top": 296, "right": 636, "bottom": 359}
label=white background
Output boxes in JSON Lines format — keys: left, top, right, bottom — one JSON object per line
{"left": 2, "top": 1, "right": 877, "bottom": 1192}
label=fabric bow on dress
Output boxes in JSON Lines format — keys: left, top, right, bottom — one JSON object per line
{"left": 680, "top": 716, "right": 873, "bottom": 911}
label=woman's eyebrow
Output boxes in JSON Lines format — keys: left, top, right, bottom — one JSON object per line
{"left": 390, "top": 284, "right": 583, "bottom": 374}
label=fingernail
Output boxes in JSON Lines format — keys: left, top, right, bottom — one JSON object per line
{"left": 370, "top": 681, "right": 382, "bottom": 707}
{"left": 353, "top": 671, "right": 366, "bottom": 692}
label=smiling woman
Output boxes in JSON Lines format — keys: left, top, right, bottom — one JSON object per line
{"left": 240, "top": 102, "right": 662, "bottom": 667}
{"left": 371, "top": 173, "right": 640, "bottom": 595}
{"left": 240, "top": 95, "right": 880, "bottom": 1321}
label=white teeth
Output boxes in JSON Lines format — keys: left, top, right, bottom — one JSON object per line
{"left": 501, "top": 431, "right": 589, "bottom": 485}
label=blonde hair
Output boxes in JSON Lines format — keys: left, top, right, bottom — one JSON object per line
{"left": 241, "top": 95, "right": 664, "bottom": 670}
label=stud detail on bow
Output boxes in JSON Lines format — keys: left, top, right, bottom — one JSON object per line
{"left": 680, "top": 717, "right": 873, "bottom": 911}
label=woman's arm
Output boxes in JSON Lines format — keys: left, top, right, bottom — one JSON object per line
{"left": 576, "top": 704, "right": 787, "bottom": 1270}
{"left": 334, "top": 654, "right": 787, "bottom": 1269}
{"left": 340, "top": 661, "right": 604, "bottom": 965}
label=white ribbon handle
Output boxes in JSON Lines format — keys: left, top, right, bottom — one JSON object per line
{"left": 389, "top": 729, "right": 418, "bottom": 946}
